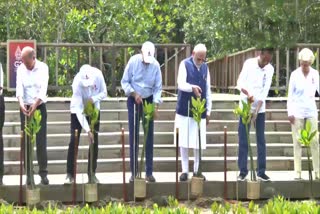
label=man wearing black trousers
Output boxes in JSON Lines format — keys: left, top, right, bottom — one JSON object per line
{"left": 16, "top": 46, "right": 49, "bottom": 185}
{"left": 64, "top": 64, "right": 107, "bottom": 184}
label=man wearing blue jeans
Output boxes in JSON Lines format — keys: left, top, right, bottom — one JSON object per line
{"left": 121, "top": 41, "right": 162, "bottom": 182}
{"left": 236, "top": 48, "right": 274, "bottom": 182}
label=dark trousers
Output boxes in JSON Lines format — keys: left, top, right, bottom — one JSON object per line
{"left": 20, "top": 103, "right": 48, "bottom": 178}
{"left": 66, "top": 113, "right": 100, "bottom": 176}
{"left": 127, "top": 95, "right": 154, "bottom": 177}
{"left": 238, "top": 113, "right": 266, "bottom": 176}
{"left": 0, "top": 95, "right": 4, "bottom": 178}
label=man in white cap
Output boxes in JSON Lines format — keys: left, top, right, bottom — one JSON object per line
{"left": 121, "top": 41, "right": 162, "bottom": 182}
{"left": 287, "top": 48, "right": 320, "bottom": 180}
{"left": 64, "top": 64, "right": 107, "bottom": 184}
{"left": 16, "top": 46, "right": 49, "bottom": 185}
{"left": 175, "top": 43, "right": 212, "bottom": 181}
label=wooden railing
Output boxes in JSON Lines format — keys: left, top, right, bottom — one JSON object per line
{"left": 207, "top": 44, "right": 320, "bottom": 94}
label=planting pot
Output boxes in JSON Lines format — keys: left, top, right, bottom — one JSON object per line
{"left": 134, "top": 178, "right": 146, "bottom": 199}
{"left": 191, "top": 176, "right": 204, "bottom": 197}
{"left": 26, "top": 187, "right": 40, "bottom": 205}
{"left": 247, "top": 180, "right": 260, "bottom": 200}
{"left": 85, "top": 183, "right": 98, "bottom": 202}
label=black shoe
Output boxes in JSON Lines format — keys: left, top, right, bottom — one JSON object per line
{"left": 193, "top": 173, "right": 206, "bottom": 181}
{"left": 179, "top": 173, "right": 188, "bottom": 181}
{"left": 64, "top": 174, "right": 74, "bottom": 184}
{"left": 129, "top": 175, "right": 134, "bottom": 183}
{"left": 257, "top": 173, "right": 271, "bottom": 182}
{"left": 146, "top": 175, "right": 156, "bottom": 182}
{"left": 237, "top": 173, "right": 247, "bottom": 181}
{"left": 41, "top": 176, "right": 49, "bottom": 185}
{"left": 26, "top": 178, "right": 31, "bottom": 186}
{"left": 88, "top": 174, "right": 100, "bottom": 184}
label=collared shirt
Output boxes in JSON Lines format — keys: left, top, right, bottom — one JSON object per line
{"left": 287, "top": 67, "right": 319, "bottom": 118}
{"left": 16, "top": 59, "right": 49, "bottom": 105}
{"left": 236, "top": 57, "right": 274, "bottom": 113}
{"left": 177, "top": 60, "right": 212, "bottom": 116}
{"left": 121, "top": 54, "right": 162, "bottom": 103}
{"left": 70, "top": 67, "right": 107, "bottom": 132}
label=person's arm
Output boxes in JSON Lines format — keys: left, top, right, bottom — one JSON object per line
{"left": 177, "top": 61, "right": 192, "bottom": 92}
{"left": 121, "top": 57, "right": 135, "bottom": 96}
{"left": 16, "top": 66, "right": 28, "bottom": 115}
{"left": 91, "top": 69, "right": 107, "bottom": 103}
{"left": 236, "top": 60, "right": 250, "bottom": 95}
{"left": 206, "top": 68, "right": 212, "bottom": 125}
{"left": 153, "top": 64, "right": 162, "bottom": 104}
{"left": 206, "top": 68, "right": 212, "bottom": 116}
{"left": 72, "top": 83, "right": 90, "bottom": 133}
{"left": 177, "top": 61, "right": 202, "bottom": 97}
{"left": 29, "top": 63, "right": 49, "bottom": 115}
{"left": 287, "top": 71, "right": 295, "bottom": 124}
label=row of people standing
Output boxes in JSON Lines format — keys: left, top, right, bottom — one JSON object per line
{"left": 236, "top": 47, "right": 319, "bottom": 182}
{"left": 0, "top": 44, "right": 318, "bottom": 185}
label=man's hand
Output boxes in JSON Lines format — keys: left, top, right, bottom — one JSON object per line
{"left": 28, "top": 103, "right": 38, "bottom": 117}
{"left": 87, "top": 131, "right": 94, "bottom": 144}
{"left": 192, "top": 86, "right": 202, "bottom": 98}
{"left": 132, "top": 92, "right": 142, "bottom": 104}
{"left": 241, "top": 88, "right": 249, "bottom": 96}
{"left": 288, "top": 115, "right": 295, "bottom": 125}
{"left": 206, "top": 115, "right": 210, "bottom": 125}
{"left": 88, "top": 98, "right": 94, "bottom": 104}
{"left": 20, "top": 103, "right": 29, "bottom": 116}
{"left": 251, "top": 112, "right": 257, "bottom": 128}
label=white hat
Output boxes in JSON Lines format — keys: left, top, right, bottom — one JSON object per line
{"left": 298, "top": 48, "right": 315, "bottom": 64}
{"left": 79, "top": 64, "right": 94, "bottom": 87}
{"left": 141, "top": 41, "right": 155, "bottom": 63}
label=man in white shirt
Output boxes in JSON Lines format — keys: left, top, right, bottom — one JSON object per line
{"left": 287, "top": 48, "right": 320, "bottom": 180}
{"left": 174, "top": 44, "right": 212, "bottom": 181}
{"left": 16, "top": 46, "right": 49, "bottom": 185}
{"left": 236, "top": 48, "right": 274, "bottom": 182}
{"left": 0, "top": 63, "right": 4, "bottom": 185}
{"left": 64, "top": 64, "right": 107, "bottom": 184}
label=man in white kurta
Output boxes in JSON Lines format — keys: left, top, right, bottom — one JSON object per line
{"left": 175, "top": 44, "right": 212, "bottom": 181}
{"left": 287, "top": 48, "right": 320, "bottom": 180}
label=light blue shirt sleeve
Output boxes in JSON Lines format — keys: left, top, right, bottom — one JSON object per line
{"left": 153, "top": 64, "right": 162, "bottom": 104}
{"left": 121, "top": 57, "right": 135, "bottom": 96}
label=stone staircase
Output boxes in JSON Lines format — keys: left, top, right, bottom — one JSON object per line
{"left": 2, "top": 95, "right": 316, "bottom": 176}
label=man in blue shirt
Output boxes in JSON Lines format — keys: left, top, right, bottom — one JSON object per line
{"left": 121, "top": 41, "right": 162, "bottom": 182}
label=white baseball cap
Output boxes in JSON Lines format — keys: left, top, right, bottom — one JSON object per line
{"left": 141, "top": 41, "right": 155, "bottom": 63}
{"left": 79, "top": 64, "right": 94, "bottom": 87}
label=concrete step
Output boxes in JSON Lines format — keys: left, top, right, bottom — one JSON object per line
{"left": 2, "top": 119, "right": 295, "bottom": 134}
{"left": 1, "top": 156, "right": 309, "bottom": 175}
{"left": 2, "top": 131, "right": 296, "bottom": 147}
{"left": 2, "top": 143, "right": 301, "bottom": 161}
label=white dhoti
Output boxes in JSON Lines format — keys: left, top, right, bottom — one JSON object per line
{"left": 174, "top": 113, "right": 207, "bottom": 173}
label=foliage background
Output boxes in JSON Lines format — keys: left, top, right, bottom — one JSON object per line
{"left": 0, "top": 0, "right": 319, "bottom": 96}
